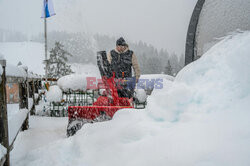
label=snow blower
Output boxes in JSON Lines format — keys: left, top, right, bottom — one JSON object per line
{"left": 66, "top": 51, "right": 134, "bottom": 137}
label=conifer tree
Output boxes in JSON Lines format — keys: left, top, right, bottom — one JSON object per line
{"left": 47, "top": 42, "right": 73, "bottom": 78}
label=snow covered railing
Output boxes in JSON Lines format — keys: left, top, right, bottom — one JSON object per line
{"left": 0, "top": 59, "right": 42, "bottom": 166}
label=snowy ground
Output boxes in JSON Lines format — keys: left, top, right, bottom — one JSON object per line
{"left": 10, "top": 32, "right": 250, "bottom": 166}
{"left": 10, "top": 116, "right": 68, "bottom": 166}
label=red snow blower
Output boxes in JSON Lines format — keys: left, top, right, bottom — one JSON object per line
{"left": 67, "top": 51, "right": 134, "bottom": 136}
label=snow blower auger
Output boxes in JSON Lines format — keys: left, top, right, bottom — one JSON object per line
{"left": 66, "top": 51, "right": 134, "bottom": 137}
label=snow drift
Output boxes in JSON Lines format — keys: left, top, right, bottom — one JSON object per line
{"left": 12, "top": 32, "right": 250, "bottom": 166}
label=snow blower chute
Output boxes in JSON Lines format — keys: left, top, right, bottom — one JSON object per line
{"left": 67, "top": 51, "right": 134, "bottom": 137}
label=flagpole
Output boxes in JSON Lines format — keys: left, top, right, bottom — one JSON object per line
{"left": 44, "top": 15, "right": 48, "bottom": 81}
{"left": 43, "top": 0, "right": 55, "bottom": 81}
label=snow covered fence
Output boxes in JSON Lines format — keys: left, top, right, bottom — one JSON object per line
{"left": 0, "top": 58, "right": 42, "bottom": 166}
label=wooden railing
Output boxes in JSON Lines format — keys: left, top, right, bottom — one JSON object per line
{"left": 0, "top": 60, "right": 42, "bottom": 166}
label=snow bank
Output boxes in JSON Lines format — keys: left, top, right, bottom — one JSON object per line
{"left": 10, "top": 32, "right": 250, "bottom": 166}
{"left": 0, "top": 144, "right": 6, "bottom": 161}
{"left": 46, "top": 85, "right": 62, "bottom": 102}
{"left": 139, "top": 74, "right": 174, "bottom": 92}
{"left": 7, "top": 104, "right": 29, "bottom": 144}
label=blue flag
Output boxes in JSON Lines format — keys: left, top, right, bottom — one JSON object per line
{"left": 41, "top": 0, "right": 56, "bottom": 18}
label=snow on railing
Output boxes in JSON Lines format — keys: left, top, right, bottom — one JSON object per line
{"left": 0, "top": 59, "right": 42, "bottom": 166}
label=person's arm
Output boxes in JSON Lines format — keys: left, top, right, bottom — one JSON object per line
{"left": 132, "top": 53, "right": 141, "bottom": 82}
{"left": 107, "top": 52, "right": 112, "bottom": 64}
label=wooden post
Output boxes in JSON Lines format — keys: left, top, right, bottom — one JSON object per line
{"left": 21, "top": 68, "right": 29, "bottom": 131}
{"left": 30, "top": 80, "right": 36, "bottom": 115}
{"left": 0, "top": 60, "right": 10, "bottom": 166}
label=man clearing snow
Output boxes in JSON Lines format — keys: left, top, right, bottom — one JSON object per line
{"left": 107, "top": 37, "right": 141, "bottom": 98}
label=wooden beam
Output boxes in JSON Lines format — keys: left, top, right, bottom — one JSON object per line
{"left": 42, "top": 78, "right": 58, "bottom": 82}
{"left": 0, "top": 65, "right": 10, "bottom": 166}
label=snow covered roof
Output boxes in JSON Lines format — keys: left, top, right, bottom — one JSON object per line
{"left": 0, "top": 44, "right": 43, "bottom": 79}
{"left": 6, "top": 63, "right": 27, "bottom": 78}
{"left": 0, "top": 62, "right": 42, "bottom": 80}
{"left": 0, "top": 42, "right": 45, "bottom": 75}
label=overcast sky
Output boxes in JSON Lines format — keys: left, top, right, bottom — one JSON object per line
{"left": 0, "top": 0, "right": 197, "bottom": 55}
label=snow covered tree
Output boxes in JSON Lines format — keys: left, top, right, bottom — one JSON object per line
{"left": 47, "top": 42, "right": 73, "bottom": 78}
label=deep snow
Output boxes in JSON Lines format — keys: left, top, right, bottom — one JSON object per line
{"left": 11, "top": 32, "right": 250, "bottom": 166}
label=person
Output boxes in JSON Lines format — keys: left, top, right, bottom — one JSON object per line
{"left": 107, "top": 37, "right": 141, "bottom": 98}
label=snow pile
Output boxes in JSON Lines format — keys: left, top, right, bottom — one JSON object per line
{"left": 10, "top": 32, "right": 250, "bottom": 166}
{"left": 57, "top": 64, "right": 100, "bottom": 91}
{"left": 46, "top": 85, "right": 62, "bottom": 102}
{"left": 7, "top": 104, "right": 29, "bottom": 144}
{"left": 0, "top": 144, "right": 6, "bottom": 161}
{"left": 139, "top": 74, "right": 174, "bottom": 92}
{"left": 57, "top": 74, "right": 88, "bottom": 91}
